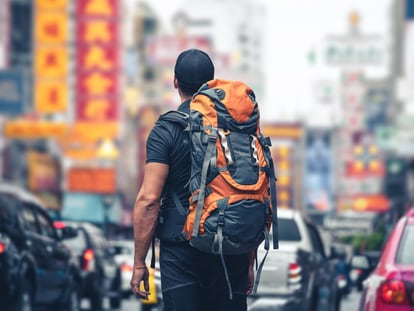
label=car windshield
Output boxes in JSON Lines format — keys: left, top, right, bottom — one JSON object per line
{"left": 395, "top": 224, "right": 414, "bottom": 265}
{"left": 0, "top": 194, "right": 18, "bottom": 229}
{"left": 112, "top": 243, "right": 134, "bottom": 255}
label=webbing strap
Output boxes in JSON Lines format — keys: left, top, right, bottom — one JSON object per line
{"left": 211, "top": 198, "right": 228, "bottom": 255}
{"left": 169, "top": 189, "right": 186, "bottom": 216}
{"left": 212, "top": 198, "right": 233, "bottom": 299}
{"left": 220, "top": 251, "right": 233, "bottom": 300}
{"left": 253, "top": 228, "right": 270, "bottom": 294}
{"left": 192, "top": 128, "right": 218, "bottom": 238}
{"left": 198, "top": 88, "right": 220, "bottom": 101}
{"left": 150, "top": 236, "right": 156, "bottom": 269}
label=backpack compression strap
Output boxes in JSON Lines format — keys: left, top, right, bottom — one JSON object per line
{"left": 259, "top": 134, "right": 279, "bottom": 249}
{"left": 192, "top": 127, "right": 218, "bottom": 238}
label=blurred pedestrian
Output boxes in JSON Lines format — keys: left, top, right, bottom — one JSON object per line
{"left": 130, "top": 49, "right": 255, "bottom": 311}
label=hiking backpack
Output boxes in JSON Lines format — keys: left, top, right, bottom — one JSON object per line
{"left": 160, "top": 79, "right": 279, "bottom": 295}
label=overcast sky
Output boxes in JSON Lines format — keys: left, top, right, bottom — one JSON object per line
{"left": 128, "top": 0, "right": 394, "bottom": 123}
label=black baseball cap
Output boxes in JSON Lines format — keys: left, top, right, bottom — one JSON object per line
{"left": 174, "top": 49, "right": 214, "bottom": 85}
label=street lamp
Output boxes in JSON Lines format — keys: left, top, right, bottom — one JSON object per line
{"left": 96, "top": 139, "right": 119, "bottom": 161}
{"left": 102, "top": 195, "right": 115, "bottom": 239}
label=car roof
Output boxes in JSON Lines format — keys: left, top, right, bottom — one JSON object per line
{"left": 406, "top": 208, "right": 414, "bottom": 224}
{"left": 60, "top": 220, "right": 103, "bottom": 233}
{"left": 277, "top": 207, "right": 298, "bottom": 219}
{"left": 0, "top": 183, "right": 45, "bottom": 207}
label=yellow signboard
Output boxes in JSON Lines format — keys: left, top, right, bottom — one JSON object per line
{"left": 35, "top": 47, "right": 68, "bottom": 77}
{"left": 36, "top": 12, "right": 68, "bottom": 44}
{"left": 4, "top": 121, "right": 68, "bottom": 138}
{"left": 35, "top": 80, "right": 67, "bottom": 113}
{"left": 36, "top": 0, "right": 68, "bottom": 10}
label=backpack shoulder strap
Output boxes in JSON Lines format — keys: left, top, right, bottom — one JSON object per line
{"left": 158, "top": 110, "right": 189, "bottom": 129}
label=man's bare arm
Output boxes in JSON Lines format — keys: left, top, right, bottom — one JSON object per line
{"left": 132, "top": 162, "right": 169, "bottom": 265}
{"left": 131, "top": 162, "right": 169, "bottom": 298}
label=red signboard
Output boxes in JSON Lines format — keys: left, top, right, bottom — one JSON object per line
{"left": 67, "top": 167, "right": 116, "bottom": 193}
{"left": 75, "top": 97, "right": 118, "bottom": 122}
{"left": 75, "top": 0, "right": 120, "bottom": 125}
{"left": 76, "top": 0, "right": 119, "bottom": 18}
{"left": 353, "top": 194, "right": 389, "bottom": 213}
{"left": 76, "top": 19, "right": 118, "bottom": 45}
{"left": 76, "top": 71, "right": 118, "bottom": 96}
{"left": 345, "top": 161, "right": 385, "bottom": 178}
{"left": 76, "top": 45, "right": 119, "bottom": 72}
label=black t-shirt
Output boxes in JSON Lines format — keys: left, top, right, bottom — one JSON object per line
{"left": 146, "top": 100, "right": 191, "bottom": 241}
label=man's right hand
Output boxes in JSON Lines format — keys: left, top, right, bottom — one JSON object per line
{"left": 130, "top": 265, "right": 150, "bottom": 299}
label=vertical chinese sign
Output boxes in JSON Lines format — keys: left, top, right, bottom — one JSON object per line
{"left": 75, "top": 0, "right": 120, "bottom": 134}
{"left": 34, "top": 0, "right": 69, "bottom": 114}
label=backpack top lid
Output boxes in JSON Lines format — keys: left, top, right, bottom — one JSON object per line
{"left": 192, "top": 79, "right": 259, "bottom": 133}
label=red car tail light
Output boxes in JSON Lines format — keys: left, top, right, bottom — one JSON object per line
{"left": 288, "top": 262, "right": 302, "bottom": 285}
{"left": 379, "top": 279, "right": 409, "bottom": 305}
{"left": 0, "top": 241, "right": 6, "bottom": 254}
{"left": 354, "top": 269, "right": 362, "bottom": 275}
{"left": 82, "top": 248, "right": 95, "bottom": 271}
{"left": 53, "top": 221, "right": 66, "bottom": 229}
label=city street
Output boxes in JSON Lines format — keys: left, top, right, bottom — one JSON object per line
{"left": 83, "top": 290, "right": 362, "bottom": 311}
{"left": 1, "top": 0, "right": 411, "bottom": 311}
{"left": 339, "top": 289, "right": 362, "bottom": 311}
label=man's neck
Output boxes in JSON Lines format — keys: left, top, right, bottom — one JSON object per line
{"left": 180, "top": 95, "right": 192, "bottom": 103}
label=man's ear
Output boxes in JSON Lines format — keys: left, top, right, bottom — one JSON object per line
{"left": 173, "top": 77, "right": 178, "bottom": 89}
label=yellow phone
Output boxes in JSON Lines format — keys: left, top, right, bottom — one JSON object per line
{"left": 140, "top": 268, "right": 158, "bottom": 305}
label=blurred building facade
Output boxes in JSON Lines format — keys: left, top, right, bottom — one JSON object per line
{"left": 0, "top": 0, "right": 414, "bottom": 238}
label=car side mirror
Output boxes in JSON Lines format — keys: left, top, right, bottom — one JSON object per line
{"left": 60, "top": 226, "right": 78, "bottom": 240}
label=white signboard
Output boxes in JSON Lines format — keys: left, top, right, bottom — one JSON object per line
{"left": 0, "top": 0, "right": 8, "bottom": 68}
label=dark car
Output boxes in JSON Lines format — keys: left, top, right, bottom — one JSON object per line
{"left": 0, "top": 183, "right": 80, "bottom": 311}
{"left": 54, "top": 221, "right": 123, "bottom": 310}
{"left": 349, "top": 251, "right": 380, "bottom": 291}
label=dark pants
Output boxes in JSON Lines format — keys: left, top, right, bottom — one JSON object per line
{"left": 159, "top": 241, "right": 249, "bottom": 311}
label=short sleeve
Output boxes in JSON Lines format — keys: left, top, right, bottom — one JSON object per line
{"left": 146, "top": 121, "right": 175, "bottom": 165}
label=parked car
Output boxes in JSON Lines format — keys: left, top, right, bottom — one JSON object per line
{"left": 359, "top": 208, "right": 414, "bottom": 311}
{"left": 54, "top": 221, "right": 123, "bottom": 310}
{"left": 253, "top": 208, "right": 341, "bottom": 311}
{"left": 109, "top": 239, "right": 163, "bottom": 311}
{"left": 0, "top": 183, "right": 80, "bottom": 311}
